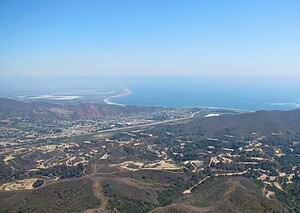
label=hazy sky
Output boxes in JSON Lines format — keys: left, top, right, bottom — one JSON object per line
{"left": 0, "top": 0, "right": 300, "bottom": 77}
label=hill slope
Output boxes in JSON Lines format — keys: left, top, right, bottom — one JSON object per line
{"left": 0, "top": 98, "right": 159, "bottom": 120}
{"left": 181, "top": 109, "right": 300, "bottom": 136}
{"left": 153, "top": 177, "right": 286, "bottom": 213}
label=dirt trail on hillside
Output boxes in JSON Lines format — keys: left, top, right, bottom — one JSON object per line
{"left": 84, "top": 165, "right": 108, "bottom": 213}
{"left": 92, "top": 177, "right": 108, "bottom": 212}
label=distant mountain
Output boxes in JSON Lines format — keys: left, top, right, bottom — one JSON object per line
{"left": 0, "top": 98, "right": 158, "bottom": 120}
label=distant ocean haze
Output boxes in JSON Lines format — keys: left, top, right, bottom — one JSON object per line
{"left": 0, "top": 76, "right": 299, "bottom": 111}
{"left": 110, "top": 76, "right": 300, "bottom": 111}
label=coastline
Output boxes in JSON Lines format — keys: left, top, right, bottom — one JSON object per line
{"left": 103, "top": 87, "right": 132, "bottom": 106}
{"left": 102, "top": 88, "right": 253, "bottom": 112}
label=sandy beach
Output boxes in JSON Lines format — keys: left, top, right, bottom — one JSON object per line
{"left": 103, "top": 87, "right": 132, "bottom": 106}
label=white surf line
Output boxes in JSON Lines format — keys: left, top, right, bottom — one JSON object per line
{"left": 103, "top": 87, "right": 132, "bottom": 106}
{"left": 28, "top": 95, "right": 81, "bottom": 101}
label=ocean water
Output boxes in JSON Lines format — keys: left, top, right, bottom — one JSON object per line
{"left": 1, "top": 76, "right": 300, "bottom": 111}
{"left": 111, "top": 76, "right": 300, "bottom": 111}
